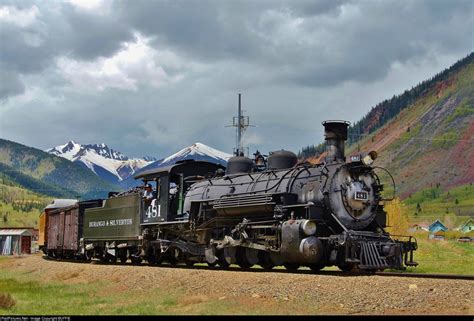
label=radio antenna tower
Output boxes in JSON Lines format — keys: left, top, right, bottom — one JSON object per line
{"left": 226, "top": 93, "right": 254, "bottom": 156}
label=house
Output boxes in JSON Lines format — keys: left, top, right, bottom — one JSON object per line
{"left": 457, "top": 219, "right": 474, "bottom": 234}
{"left": 428, "top": 220, "right": 448, "bottom": 240}
{"left": 428, "top": 219, "right": 448, "bottom": 233}
{"left": 0, "top": 229, "right": 33, "bottom": 255}
{"left": 408, "top": 223, "right": 429, "bottom": 233}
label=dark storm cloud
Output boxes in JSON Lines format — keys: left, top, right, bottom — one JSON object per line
{"left": 59, "top": 5, "right": 134, "bottom": 61}
{"left": 0, "top": 69, "right": 24, "bottom": 99}
{"left": 289, "top": 0, "right": 349, "bottom": 16}
{"left": 0, "top": 1, "right": 133, "bottom": 99}
{"left": 0, "top": 12, "right": 53, "bottom": 74}
{"left": 113, "top": 0, "right": 473, "bottom": 87}
{"left": 113, "top": 0, "right": 262, "bottom": 62}
{"left": 0, "top": 0, "right": 472, "bottom": 157}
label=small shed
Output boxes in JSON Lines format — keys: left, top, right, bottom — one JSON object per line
{"left": 457, "top": 219, "right": 474, "bottom": 233}
{"left": 428, "top": 220, "right": 448, "bottom": 234}
{"left": 0, "top": 229, "right": 33, "bottom": 255}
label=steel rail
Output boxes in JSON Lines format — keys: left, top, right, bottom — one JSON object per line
{"left": 42, "top": 256, "right": 473, "bottom": 280}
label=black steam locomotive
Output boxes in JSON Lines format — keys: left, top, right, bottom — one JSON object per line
{"left": 40, "top": 121, "right": 418, "bottom": 272}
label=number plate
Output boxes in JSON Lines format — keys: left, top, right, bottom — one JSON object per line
{"left": 350, "top": 155, "right": 361, "bottom": 162}
{"left": 354, "top": 191, "right": 368, "bottom": 201}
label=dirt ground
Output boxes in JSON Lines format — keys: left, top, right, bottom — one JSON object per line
{"left": 1, "top": 254, "right": 473, "bottom": 315}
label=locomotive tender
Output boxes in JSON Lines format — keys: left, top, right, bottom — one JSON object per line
{"left": 40, "top": 121, "right": 418, "bottom": 272}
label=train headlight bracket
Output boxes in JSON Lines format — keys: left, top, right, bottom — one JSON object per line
{"left": 362, "top": 151, "right": 378, "bottom": 166}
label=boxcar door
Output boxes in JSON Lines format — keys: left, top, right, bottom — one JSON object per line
{"left": 47, "top": 212, "right": 59, "bottom": 250}
{"left": 71, "top": 208, "right": 79, "bottom": 251}
{"left": 57, "top": 211, "right": 65, "bottom": 249}
{"left": 63, "top": 210, "right": 71, "bottom": 250}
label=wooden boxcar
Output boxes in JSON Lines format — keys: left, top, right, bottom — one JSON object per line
{"left": 46, "top": 200, "right": 102, "bottom": 258}
{"left": 39, "top": 199, "right": 78, "bottom": 253}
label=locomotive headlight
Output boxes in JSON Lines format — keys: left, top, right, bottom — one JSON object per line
{"left": 301, "top": 220, "right": 317, "bottom": 236}
{"left": 362, "top": 150, "right": 378, "bottom": 166}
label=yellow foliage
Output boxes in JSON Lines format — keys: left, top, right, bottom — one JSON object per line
{"left": 385, "top": 198, "right": 410, "bottom": 235}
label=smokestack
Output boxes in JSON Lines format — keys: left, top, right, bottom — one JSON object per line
{"left": 322, "top": 120, "right": 350, "bottom": 163}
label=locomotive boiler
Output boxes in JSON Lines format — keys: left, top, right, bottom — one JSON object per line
{"left": 41, "top": 120, "right": 418, "bottom": 273}
{"left": 177, "top": 121, "right": 417, "bottom": 271}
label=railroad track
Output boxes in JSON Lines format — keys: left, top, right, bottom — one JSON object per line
{"left": 42, "top": 256, "right": 473, "bottom": 281}
{"left": 375, "top": 271, "right": 474, "bottom": 281}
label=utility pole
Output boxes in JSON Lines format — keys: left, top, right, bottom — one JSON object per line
{"left": 227, "top": 93, "right": 253, "bottom": 156}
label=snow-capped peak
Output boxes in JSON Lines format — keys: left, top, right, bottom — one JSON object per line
{"left": 46, "top": 141, "right": 155, "bottom": 182}
{"left": 143, "top": 155, "right": 158, "bottom": 162}
{"left": 80, "top": 143, "right": 129, "bottom": 161}
{"left": 159, "top": 142, "right": 232, "bottom": 166}
{"left": 47, "top": 140, "right": 81, "bottom": 161}
{"left": 127, "top": 142, "right": 232, "bottom": 186}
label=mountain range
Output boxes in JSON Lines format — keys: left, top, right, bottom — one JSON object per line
{"left": 0, "top": 138, "right": 232, "bottom": 199}
{"left": 46, "top": 141, "right": 156, "bottom": 185}
{"left": 0, "top": 138, "right": 119, "bottom": 199}
{"left": 46, "top": 141, "right": 231, "bottom": 189}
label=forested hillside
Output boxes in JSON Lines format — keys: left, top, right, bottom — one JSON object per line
{"left": 299, "top": 53, "right": 474, "bottom": 198}
{"left": 0, "top": 138, "right": 120, "bottom": 199}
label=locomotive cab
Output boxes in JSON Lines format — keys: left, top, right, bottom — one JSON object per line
{"left": 134, "top": 160, "right": 225, "bottom": 224}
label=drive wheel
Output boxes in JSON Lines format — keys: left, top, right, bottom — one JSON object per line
{"left": 308, "top": 263, "right": 325, "bottom": 272}
{"left": 258, "top": 251, "right": 274, "bottom": 270}
{"left": 284, "top": 263, "right": 300, "bottom": 271}
{"left": 236, "top": 248, "right": 253, "bottom": 269}
{"left": 217, "top": 250, "right": 230, "bottom": 268}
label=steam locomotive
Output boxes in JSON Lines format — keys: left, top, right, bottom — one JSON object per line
{"left": 39, "top": 121, "right": 418, "bottom": 272}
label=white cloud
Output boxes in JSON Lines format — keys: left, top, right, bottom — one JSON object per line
{"left": 56, "top": 33, "right": 194, "bottom": 92}
{"left": 67, "top": 0, "right": 106, "bottom": 11}
{"left": 0, "top": 5, "right": 40, "bottom": 28}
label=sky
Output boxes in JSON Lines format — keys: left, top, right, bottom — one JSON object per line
{"left": 0, "top": 0, "right": 473, "bottom": 159}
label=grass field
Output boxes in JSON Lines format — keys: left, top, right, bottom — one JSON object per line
{"left": 398, "top": 236, "right": 474, "bottom": 275}
{"left": 0, "top": 267, "right": 237, "bottom": 315}
{"left": 1, "top": 236, "right": 473, "bottom": 315}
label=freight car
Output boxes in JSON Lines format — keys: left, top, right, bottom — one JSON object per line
{"left": 44, "top": 200, "right": 103, "bottom": 258}
{"left": 41, "top": 120, "right": 418, "bottom": 272}
{"left": 39, "top": 199, "right": 79, "bottom": 254}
